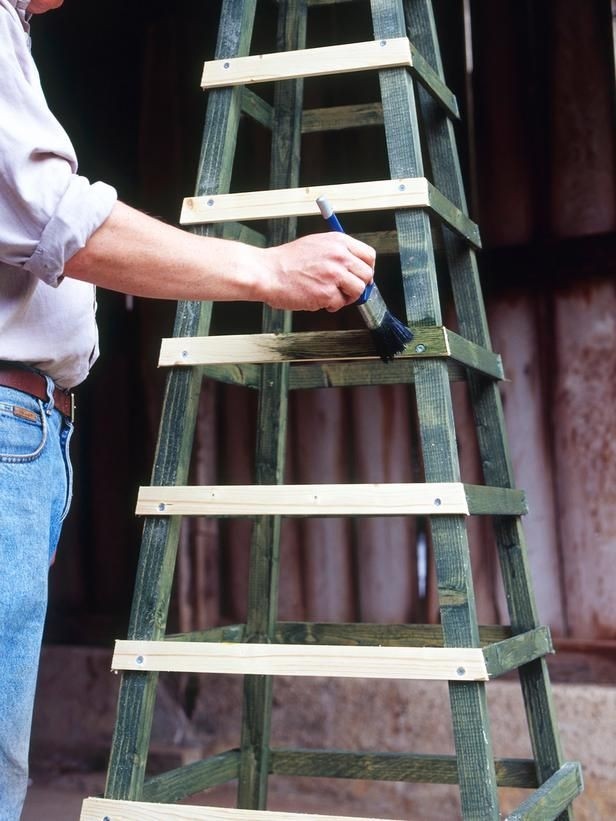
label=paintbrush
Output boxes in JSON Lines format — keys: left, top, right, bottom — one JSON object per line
{"left": 316, "top": 195, "right": 413, "bottom": 362}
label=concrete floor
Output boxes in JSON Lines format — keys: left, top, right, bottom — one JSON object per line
{"left": 23, "top": 784, "right": 85, "bottom": 821}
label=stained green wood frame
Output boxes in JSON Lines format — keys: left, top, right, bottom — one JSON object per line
{"left": 100, "top": 0, "right": 580, "bottom": 818}
{"left": 237, "top": 0, "right": 307, "bottom": 809}
{"left": 404, "top": 0, "right": 577, "bottom": 817}
{"left": 369, "top": 0, "right": 500, "bottom": 816}
{"left": 103, "top": 0, "right": 259, "bottom": 801}
{"left": 133, "top": 751, "right": 541, "bottom": 807}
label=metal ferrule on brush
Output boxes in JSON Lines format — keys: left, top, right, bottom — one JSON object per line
{"left": 357, "top": 284, "right": 387, "bottom": 330}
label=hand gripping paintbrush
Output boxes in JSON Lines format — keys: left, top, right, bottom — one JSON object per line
{"left": 316, "top": 196, "right": 413, "bottom": 362}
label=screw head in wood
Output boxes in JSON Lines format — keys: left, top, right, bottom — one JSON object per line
{"left": 136, "top": 656, "right": 144, "bottom": 665}
{"left": 158, "top": 503, "right": 166, "bottom": 512}
{"left": 457, "top": 667, "right": 466, "bottom": 676}
{"left": 415, "top": 343, "right": 426, "bottom": 353}
{"left": 434, "top": 498, "right": 442, "bottom": 507}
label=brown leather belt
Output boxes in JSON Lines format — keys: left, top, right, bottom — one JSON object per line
{"left": 0, "top": 366, "right": 75, "bottom": 422}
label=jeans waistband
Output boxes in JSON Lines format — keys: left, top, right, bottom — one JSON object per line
{"left": 0, "top": 364, "right": 75, "bottom": 422}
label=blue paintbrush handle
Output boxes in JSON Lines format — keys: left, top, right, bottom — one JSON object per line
{"left": 316, "top": 196, "right": 374, "bottom": 305}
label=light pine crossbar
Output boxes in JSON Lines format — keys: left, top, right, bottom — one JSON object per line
{"left": 202, "top": 37, "right": 414, "bottom": 89}
{"left": 136, "top": 483, "right": 527, "bottom": 518}
{"left": 111, "top": 641, "right": 489, "bottom": 681}
{"left": 182, "top": 177, "right": 429, "bottom": 224}
{"left": 180, "top": 178, "right": 480, "bottom": 247}
{"left": 136, "top": 482, "right": 470, "bottom": 517}
{"left": 81, "top": 798, "right": 405, "bottom": 821}
{"left": 158, "top": 328, "right": 504, "bottom": 380}
{"left": 203, "top": 37, "right": 458, "bottom": 119}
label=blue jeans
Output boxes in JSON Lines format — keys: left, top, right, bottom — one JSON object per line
{"left": 0, "top": 379, "right": 73, "bottom": 821}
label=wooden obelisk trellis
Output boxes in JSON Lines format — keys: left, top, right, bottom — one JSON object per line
{"left": 81, "top": 0, "right": 582, "bottom": 819}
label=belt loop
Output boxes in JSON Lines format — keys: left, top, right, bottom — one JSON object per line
{"left": 44, "top": 374, "right": 55, "bottom": 416}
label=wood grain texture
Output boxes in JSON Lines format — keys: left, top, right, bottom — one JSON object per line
{"left": 181, "top": 177, "right": 479, "bottom": 246}
{"left": 505, "top": 761, "right": 583, "bottom": 820}
{"left": 181, "top": 177, "right": 430, "bottom": 224}
{"left": 82, "top": 798, "right": 405, "bottom": 821}
{"left": 202, "top": 37, "right": 414, "bottom": 88}
{"left": 136, "top": 482, "right": 471, "bottom": 517}
{"left": 112, "top": 640, "right": 489, "bottom": 681}
{"left": 409, "top": 0, "right": 572, "bottom": 803}
{"left": 375, "top": 1, "right": 497, "bottom": 814}
{"left": 159, "top": 328, "right": 501, "bottom": 378}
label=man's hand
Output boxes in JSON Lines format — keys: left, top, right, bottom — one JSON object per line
{"left": 259, "top": 233, "right": 375, "bottom": 312}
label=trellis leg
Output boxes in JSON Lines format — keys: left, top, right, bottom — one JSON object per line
{"left": 404, "top": 2, "right": 572, "bottom": 817}
{"left": 369, "top": 0, "right": 500, "bottom": 817}
{"left": 237, "top": 0, "right": 308, "bottom": 809}
{"left": 104, "top": 0, "right": 258, "bottom": 799}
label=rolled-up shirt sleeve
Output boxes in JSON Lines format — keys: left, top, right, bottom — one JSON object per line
{"left": 0, "top": 5, "right": 117, "bottom": 286}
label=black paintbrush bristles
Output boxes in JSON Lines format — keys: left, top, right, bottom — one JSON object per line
{"left": 356, "top": 282, "right": 413, "bottom": 362}
{"left": 371, "top": 311, "right": 414, "bottom": 362}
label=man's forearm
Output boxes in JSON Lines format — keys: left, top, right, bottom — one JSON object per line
{"left": 65, "top": 201, "right": 375, "bottom": 312}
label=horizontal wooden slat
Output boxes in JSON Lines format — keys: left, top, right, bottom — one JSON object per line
{"left": 181, "top": 176, "right": 429, "bottom": 225}
{"left": 168, "top": 623, "right": 513, "bottom": 648}
{"left": 82, "top": 799, "right": 404, "bottom": 821}
{"left": 160, "top": 328, "right": 441, "bottom": 366}
{"left": 202, "top": 38, "right": 458, "bottom": 119}
{"left": 112, "top": 641, "right": 489, "bottom": 681}
{"left": 221, "top": 220, "right": 267, "bottom": 247}
{"left": 270, "top": 749, "right": 538, "bottom": 788}
{"left": 302, "top": 103, "right": 384, "bottom": 132}
{"left": 136, "top": 483, "right": 526, "bottom": 518}
{"left": 160, "top": 329, "right": 420, "bottom": 366}
{"left": 464, "top": 485, "right": 528, "bottom": 516}
{"left": 180, "top": 177, "right": 480, "bottom": 247}
{"left": 483, "top": 627, "right": 553, "bottom": 679}
{"left": 352, "top": 229, "right": 398, "bottom": 254}
{"left": 136, "top": 482, "right": 470, "bottom": 517}
{"left": 202, "top": 38, "right": 414, "bottom": 89}
{"left": 159, "top": 328, "right": 500, "bottom": 378}
{"left": 506, "top": 762, "right": 583, "bottom": 820}
{"left": 200, "top": 359, "right": 467, "bottom": 389}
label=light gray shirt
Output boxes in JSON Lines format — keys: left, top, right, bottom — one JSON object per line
{"left": 0, "top": 0, "right": 117, "bottom": 388}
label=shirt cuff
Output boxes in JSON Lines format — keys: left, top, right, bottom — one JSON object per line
{"left": 24, "top": 176, "right": 118, "bottom": 287}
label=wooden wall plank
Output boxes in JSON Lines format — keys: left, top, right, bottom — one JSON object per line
{"left": 488, "top": 294, "right": 566, "bottom": 635}
{"left": 552, "top": 281, "right": 616, "bottom": 638}
{"left": 292, "top": 386, "right": 355, "bottom": 621}
{"left": 351, "top": 385, "right": 417, "bottom": 622}
{"left": 548, "top": 0, "right": 616, "bottom": 238}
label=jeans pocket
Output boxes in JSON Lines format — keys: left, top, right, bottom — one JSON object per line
{"left": 59, "top": 422, "right": 74, "bottom": 523}
{"left": 0, "top": 400, "right": 47, "bottom": 463}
